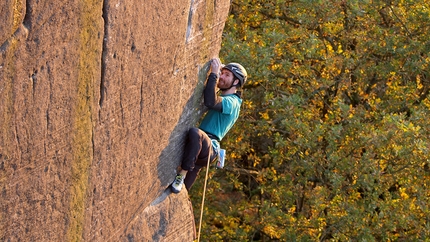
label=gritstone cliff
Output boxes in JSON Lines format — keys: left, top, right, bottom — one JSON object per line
{"left": 0, "top": 0, "right": 230, "bottom": 240}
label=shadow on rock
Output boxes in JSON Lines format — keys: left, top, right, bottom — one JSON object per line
{"left": 156, "top": 61, "right": 210, "bottom": 192}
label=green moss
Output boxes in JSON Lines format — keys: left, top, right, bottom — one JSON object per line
{"left": 66, "top": 0, "right": 102, "bottom": 241}
{"left": 185, "top": 61, "right": 211, "bottom": 126}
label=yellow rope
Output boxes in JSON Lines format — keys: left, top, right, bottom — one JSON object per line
{"left": 197, "top": 154, "right": 211, "bottom": 242}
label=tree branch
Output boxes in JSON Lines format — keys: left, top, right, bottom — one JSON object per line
{"left": 224, "top": 167, "right": 259, "bottom": 176}
{"left": 388, "top": 5, "right": 412, "bottom": 39}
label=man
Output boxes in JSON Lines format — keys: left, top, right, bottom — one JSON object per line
{"left": 170, "top": 58, "right": 247, "bottom": 193}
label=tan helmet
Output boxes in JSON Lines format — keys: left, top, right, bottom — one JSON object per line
{"left": 222, "top": 63, "right": 247, "bottom": 87}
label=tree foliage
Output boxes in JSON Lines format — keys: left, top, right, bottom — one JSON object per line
{"left": 191, "top": 0, "right": 430, "bottom": 241}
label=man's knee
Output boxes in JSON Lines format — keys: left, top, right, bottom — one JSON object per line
{"left": 188, "top": 127, "right": 201, "bottom": 140}
{"left": 188, "top": 127, "right": 200, "bottom": 134}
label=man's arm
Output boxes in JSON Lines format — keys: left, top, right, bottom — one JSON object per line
{"left": 204, "top": 73, "right": 223, "bottom": 112}
{"left": 204, "top": 58, "right": 223, "bottom": 112}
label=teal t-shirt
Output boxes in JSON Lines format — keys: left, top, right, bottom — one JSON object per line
{"left": 199, "top": 94, "right": 242, "bottom": 141}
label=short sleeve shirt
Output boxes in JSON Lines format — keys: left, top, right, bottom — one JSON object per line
{"left": 199, "top": 94, "right": 242, "bottom": 141}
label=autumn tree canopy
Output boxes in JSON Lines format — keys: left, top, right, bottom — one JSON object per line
{"left": 191, "top": 0, "right": 430, "bottom": 241}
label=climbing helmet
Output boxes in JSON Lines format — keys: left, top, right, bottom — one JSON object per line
{"left": 222, "top": 63, "right": 247, "bottom": 87}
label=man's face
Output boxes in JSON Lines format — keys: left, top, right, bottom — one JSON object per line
{"left": 218, "top": 69, "right": 236, "bottom": 89}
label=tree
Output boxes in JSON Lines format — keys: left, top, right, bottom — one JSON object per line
{"left": 191, "top": 0, "right": 430, "bottom": 241}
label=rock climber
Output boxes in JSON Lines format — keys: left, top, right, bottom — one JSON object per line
{"left": 170, "top": 57, "right": 247, "bottom": 193}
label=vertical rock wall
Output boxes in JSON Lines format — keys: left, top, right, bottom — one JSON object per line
{"left": 0, "top": 0, "right": 231, "bottom": 241}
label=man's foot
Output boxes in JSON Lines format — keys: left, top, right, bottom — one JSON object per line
{"left": 171, "top": 174, "right": 185, "bottom": 193}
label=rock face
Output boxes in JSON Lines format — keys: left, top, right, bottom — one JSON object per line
{"left": 0, "top": 0, "right": 230, "bottom": 241}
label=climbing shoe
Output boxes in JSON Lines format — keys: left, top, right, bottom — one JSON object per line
{"left": 171, "top": 174, "right": 185, "bottom": 193}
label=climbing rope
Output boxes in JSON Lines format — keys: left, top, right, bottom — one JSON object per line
{"left": 197, "top": 154, "right": 212, "bottom": 242}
